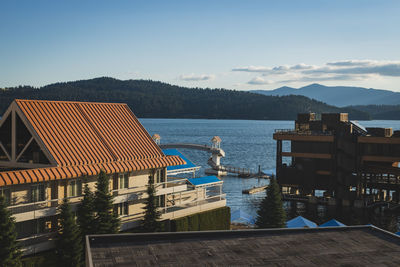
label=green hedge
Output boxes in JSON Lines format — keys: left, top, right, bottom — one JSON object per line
{"left": 171, "top": 206, "right": 230, "bottom": 232}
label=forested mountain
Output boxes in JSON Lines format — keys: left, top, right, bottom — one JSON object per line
{"left": 349, "top": 105, "right": 400, "bottom": 120}
{"left": 252, "top": 83, "right": 400, "bottom": 107}
{"left": 0, "top": 77, "right": 369, "bottom": 120}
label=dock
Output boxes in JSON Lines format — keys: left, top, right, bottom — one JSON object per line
{"left": 242, "top": 185, "right": 268, "bottom": 194}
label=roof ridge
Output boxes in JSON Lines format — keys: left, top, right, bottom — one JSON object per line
{"left": 15, "top": 99, "right": 127, "bottom": 106}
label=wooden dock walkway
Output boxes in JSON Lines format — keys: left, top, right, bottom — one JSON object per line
{"left": 217, "top": 165, "right": 269, "bottom": 178}
{"left": 242, "top": 185, "right": 268, "bottom": 194}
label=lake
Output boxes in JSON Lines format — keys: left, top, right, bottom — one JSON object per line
{"left": 140, "top": 118, "right": 400, "bottom": 228}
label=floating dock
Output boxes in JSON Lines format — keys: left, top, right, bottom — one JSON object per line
{"left": 242, "top": 185, "right": 268, "bottom": 194}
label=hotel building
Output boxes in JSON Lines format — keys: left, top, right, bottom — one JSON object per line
{"left": 0, "top": 99, "right": 226, "bottom": 255}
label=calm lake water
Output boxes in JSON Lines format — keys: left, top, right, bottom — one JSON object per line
{"left": 141, "top": 118, "right": 400, "bottom": 229}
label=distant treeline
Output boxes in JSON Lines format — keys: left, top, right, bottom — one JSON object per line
{"left": 347, "top": 105, "right": 400, "bottom": 120}
{"left": 0, "top": 77, "right": 370, "bottom": 120}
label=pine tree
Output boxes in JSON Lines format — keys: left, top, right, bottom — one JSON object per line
{"left": 256, "top": 177, "right": 287, "bottom": 228}
{"left": 93, "top": 170, "right": 120, "bottom": 234}
{"left": 57, "top": 199, "right": 83, "bottom": 267}
{"left": 141, "top": 173, "right": 161, "bottom": 232}
{"left": 0, "top": 195, "right": 21, "bottom": 267}
{"left": 77, "top": 182, "right": 95, "bottom": 240}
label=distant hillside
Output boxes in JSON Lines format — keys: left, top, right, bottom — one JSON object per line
{"left": 252, "top": 83, "right": 400, "bottom": 107}
{"left": 349, "top": 105, "right": 400, "bottom": 120}
{"left": 0, "top": 77, "right": 369, "bottom": 120}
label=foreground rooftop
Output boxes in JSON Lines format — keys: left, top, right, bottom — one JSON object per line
{"left": 87, "top": 225, "right": 400, "bottom": 266}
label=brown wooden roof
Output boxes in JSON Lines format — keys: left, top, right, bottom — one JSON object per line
{"left": 0, "top": 99, "right": 185, "bottom": 186}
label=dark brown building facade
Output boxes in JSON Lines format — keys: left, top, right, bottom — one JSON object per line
{"left": 274, "top": 113, "right": 400, "bottom": 207}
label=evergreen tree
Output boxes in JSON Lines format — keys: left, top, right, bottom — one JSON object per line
{"left": 141, "top": 173, "right": 161, "bottom": 232}
{"left": 93, "top": 170, "right": 120, "bottom": 234}
{"left": 0, "top": 195, "right": 21, "bottom": 267}
{"left": 57, "top": 199, "right": 83, "bottom": 267}
{"left": 256, "top": 177, "right": 286, "bottom": 228}
{"left": 77, "top": 182, "right": 95, "bottom": 240}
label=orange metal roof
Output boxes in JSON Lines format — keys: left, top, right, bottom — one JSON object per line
{"left": 0, "top": 99, "right": 186, "bottom": 186}
{"left": 0, "top": 155, "right": 185, "bottom": 186}
{"left": 15, "top": 99, "right": 166, "bottom": 166}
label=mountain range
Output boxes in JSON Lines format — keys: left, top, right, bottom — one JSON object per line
{"left": 251, "top": 83, "right": 400, "bottom": 107}
{"left": 0, "top": 77, "right": 369, "bottom": 120}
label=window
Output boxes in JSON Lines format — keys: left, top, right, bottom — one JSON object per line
{"left": 68, "top": 180, "right": 82, "bottom": 197}
{"left": 118, "top": 173, "right": 129, "bottom": 189}
{"left": 155, "top": 169, "right": 165, "bottom": 184}
{"left": 114, "top": 202, "right": 128, "bottom": 216}
{"left": 0, "top": 187, "right": 11, "bottom": 206}
{"left": 31, "top": 184, "right": 46, "bottom": 202}
{"left": 156, "top": 195, "right": 165, "bottom": 208}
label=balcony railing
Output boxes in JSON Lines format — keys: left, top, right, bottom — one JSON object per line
{"left": 275, "top": 129, "right": 333, "bottom": 136}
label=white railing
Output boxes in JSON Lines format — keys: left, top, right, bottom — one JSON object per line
{"left": 160, "top": 193, "right": 226, "bottom": 214}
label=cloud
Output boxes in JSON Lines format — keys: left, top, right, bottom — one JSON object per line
{"left": 247, "top": 76, "right": 272, "bottom": 85}
{"left": 304, "top": 62, "right": 400, "bottom": 77}
{"left": 180, "top": 74, "right": 215, "bottom": 81}
{"left": 233, "top": 60, "right": 400, "bottom": 84}
{"left": 326, "top": 60, "right": 372, "bottom": 67}
{"left": 232, "top": 66, "right": 271, "bottom": 72}
{"left": 279, "top": 74, "right": 372, "bottom": 83}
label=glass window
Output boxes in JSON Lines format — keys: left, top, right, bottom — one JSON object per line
{"left": 118, "top": 173, "right": 129, "bottom": 189}
{"left": 114, "top": 202, "right": 128, "bottom": 216}
{"left": 68, "top": 180, "right": 82, "bottom": 197}
{"left": 155, "top": 169, "right": 165, "bottom": 184}
{"left": 0, "top": 187, "right": 11, "bottom": 206}
{"left": 156, "top": 195, "right": 165, "bottom": 207}
{"left": 31, "top": 184, "right": 46, "bottom": 202}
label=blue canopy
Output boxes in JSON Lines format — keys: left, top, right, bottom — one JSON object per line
{"left": 187, "top": 176, "right": 222, "bottom": 186}
{"left": 395, "top": 231, "right": 400, "bottom": 236}
{"left": 162, "top": 149, "right": 198, "bottom": 172}
{"left": 231, "top": 209, "right": 255, "bottom": 225}
{"left": 287, "top": 216, "right": 317, "bottom": 228}
{"left": 319, "top": 219, "right": 346, "bottom": 227}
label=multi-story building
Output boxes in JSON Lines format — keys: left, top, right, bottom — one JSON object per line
{"left": 0, "top": 99, "right": 226, "bottom": 255}
{"left": 273, "top": 113, "right": 400, "bottom": 207}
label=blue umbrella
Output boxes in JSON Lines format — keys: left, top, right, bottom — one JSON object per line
{"left": 395, "top": 231, "right": 400, "bottom": 236}
{"left": 231, "top": 209, "right": 255, "bottom": 225}
{"left": 319, "top": 219, "right": 346, "bottom": 227}
{"left": 287, "top": 216, "right": 317, "bottom": 228}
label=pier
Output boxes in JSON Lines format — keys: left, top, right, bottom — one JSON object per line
{"left": 155, "top": 135, "right": 268, "bottom": 178}
{"left": 242, "top": 185, "right": 268, "bottom": 194}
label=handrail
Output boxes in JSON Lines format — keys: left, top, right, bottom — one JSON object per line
{"left": 274, "top": 129, "right": 333, "bottom": 136}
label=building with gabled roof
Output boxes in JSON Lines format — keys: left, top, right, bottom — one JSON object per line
{"left": 0, "top": 99, "right": 226, "bottom": 255}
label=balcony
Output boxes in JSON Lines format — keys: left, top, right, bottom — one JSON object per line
{"left": 161, "top": 194, "right": 226, "bottom": 220}
{"left": 274, "top": 129, "right": 333, "bottom": 136}
{"left": 8, "top": 197, "right": 82, "bottom": 222}
{"left": 274, "top": 129, "right": 334, "bottom": 142}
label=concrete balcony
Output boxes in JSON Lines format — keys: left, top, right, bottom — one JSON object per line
{"left": 8, "top": 197, "right": 81, "bottom": 222}
{"left": 161, "top": 194, "right": 226, "bottom": 220}
{"left": 18, "top": 232, "right": 57, "bottom": 256}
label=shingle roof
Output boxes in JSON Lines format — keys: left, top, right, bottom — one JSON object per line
{"left": 0, "top": 99, "right": 185, "bottom": 186}
{"left": 87, "top": 226, "right": 400, "bottom": 266}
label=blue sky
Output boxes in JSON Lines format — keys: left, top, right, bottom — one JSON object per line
{"left": 1, "top": 0, "right": 400, "bottom": 91}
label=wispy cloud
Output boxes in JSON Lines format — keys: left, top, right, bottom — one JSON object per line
{"left": 232, "top": 66, "right": 271, "bottom": 72}
{"left": 179, "top": 74, "right": 215, "bottom": 81}
{"left": 234, "top": 60, "right": 400, "bottom": 85}
{"left": 247, "top": 76, "right": 272, "bottom": 85}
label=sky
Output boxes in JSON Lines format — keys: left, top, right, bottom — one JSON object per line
{"left": 1, "top": 0, "right": 400, "bottom": 91}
